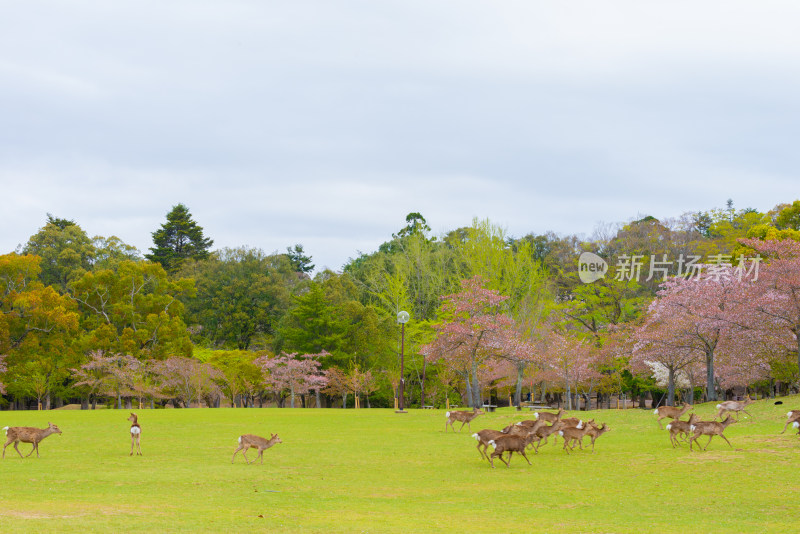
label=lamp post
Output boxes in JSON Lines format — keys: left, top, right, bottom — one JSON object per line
{"left": 396, "top": 310, "right": 410, "bottom": 413}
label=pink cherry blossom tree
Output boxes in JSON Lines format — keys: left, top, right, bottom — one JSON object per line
{"left": 256, "top": 351, "right": 328, "bottom": 408}
{"left": 421, "top": 276, "right": 516, "bottom": 408}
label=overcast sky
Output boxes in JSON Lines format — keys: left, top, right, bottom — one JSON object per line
{"left": 2, "top": 1, "right": 799, "bottom": 272}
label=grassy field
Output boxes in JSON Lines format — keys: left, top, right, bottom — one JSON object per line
{"left": 1, "top": 397, "right": 799, "bottom": 533}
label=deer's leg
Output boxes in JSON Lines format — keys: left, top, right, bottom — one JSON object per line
{"left": 231, "top": 446, "right": 244, "bottom": 463}
{"left": 259, "top": 449, "right": 265, "bottom": 465}
{"left": 25, "top": 442, "right": 37, "bottom": 458}
{"left": 2, "top": 438, "right": 13, "bottom": 458}
{"left": 703, "top": 435, "right": 714, "bottom": 451}
{"left": 242, "top": 449, "right": 251, "bottom": 464}
{"left": 12, "top": 440, "right": 24, "bottom": 458}
{"left": 458, "top": 421, "right": 467, "bottom": 432}
{"left": 720, "top": 434, "right": 733, "bottom": 448}
{"left": 657, "top": 416, "right": 663, "bottom": 429}
{"left": 519, "top": 450, "right": 531, "bottom": 465}
{"left": 742, "top": 410, "right": 753, "bottom": 418}
{"left": 130, "top": 436, "right": 135, "bottom": 456}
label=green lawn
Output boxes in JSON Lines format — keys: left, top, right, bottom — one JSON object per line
{"left": 1, "top": 397, "right": 799, "bottom": 533}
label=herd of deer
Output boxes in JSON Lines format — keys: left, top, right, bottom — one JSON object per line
{"left": 446, "top": 407, "right": 610, "bottom": 468}
{"left": 2, "top": 397, "right": 799, "bottom": 464}
{"left": 1, "top": 412, "right": 282, "bottom": 465}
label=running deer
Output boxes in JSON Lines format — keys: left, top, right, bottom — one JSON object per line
{"left": 781, "top": 410, "right": 800, "bottom": 434}
{"left": 568, "top": 422, "right": 610, "bottom": 453}
{"left": 665, "top": 413, "right": 699, "bottom": 448}
{"left": 232, "top": 433, "right": 282, "bottom": 464}
{"left": 445, "top": 408, "right": 485, "bottom": 433}
{"left": 653, "top": 403, "right": 693, "bottom": 429}
{"left": 688, "top": 415, "right": 737, "bottom": 451}
{"left": 473, "top": 429, "right": 508, "bottom": 461}
{"left": 487, "top": 431, "right": 538, "bottom": 468}
{"left": 128, "top": 412, "right": 142, "bottom": 456}
{"left": 2, "top": 422, "right": 62, "bottom": 458}
{"left": 531, "top": 420, "right": 566, "bottom": 451}
{"left": 533, "top": 408, "right": 566, "bottom": 424}
{"left": 715, "top": 396, "right": 754, "bottom": 420}
{"left": 558, "top": 423, "right": 594, "bottom": 454}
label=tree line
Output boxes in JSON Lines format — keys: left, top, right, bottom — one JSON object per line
{"left": 2, "top": 200, "right": 800, "bottom": 410}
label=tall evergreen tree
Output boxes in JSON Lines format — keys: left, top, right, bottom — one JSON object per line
{"left": 146, "top": 204, "right": 214, "bottom": 273}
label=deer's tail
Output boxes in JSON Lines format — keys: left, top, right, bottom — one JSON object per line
{"left": 445, "top": 411, "right": 450, "bottom": 418}
{"left": 2, "top": 426, "right": 7, "bottom": 435}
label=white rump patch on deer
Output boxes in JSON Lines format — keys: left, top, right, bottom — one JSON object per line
{"left": 238, "top": 436, "right": 242, "bottom": 444}
{"left": 690, "top": 425, "right": 697, "bottom": 431}
{"left": 130, "top": 426, "right": 141, "bottom": 435}
{"left": 472, "top": 433, "right": 479, "bottom": 440}
{"left": 558, "top": 430, "right": 564, "bottom": 437}
{"left": 789, "top": 412, "right": 794, "bottom": 419}
{"left": 794, "top": 422, "right": 799, "bottom": 429}
{"left": 488, "top": 440, "right": 496, "bottom": 448}
{"left": 716, "top": 404, "right": 722, "bottom": 409}
{"left": 653, "top": 409, "right": 658, "bottom": 415}
{"left": 533, "top": 412, "right": 540, "bottom": 419}
{"left": 445, "top": 411, "right": 451, "bottom": 418}
{"left": 515, "top": 422, "right": 522, "bottom": 426}
{"left": 666, "top": 424, "right": 672, "bottom": 431}
{"left": 577, "top": 421, "right": 583, "bottom": 429}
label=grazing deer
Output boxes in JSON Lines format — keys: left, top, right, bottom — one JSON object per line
{"left": 665, "top": 413, "right": 699, "bottom": 448}
{"left": 715, "top": 396, "right": 754, "bottom": 420}
{"left": 558, "top": 423, "right": 594, "bottom": 454}
{"left": 445, "top": 408, "right": 485, "bottom": 433}
{"left": 653, "top": 403, "right": 693, "bottom": 429}
{"left": 232, "top": 433, "right": 282, "bottom": 465}
{"left": 487, "top": 431, "right": 538, "bottom": 468}
{"left": 3, "top": 422, "right": 62, "bottom": 458}
{"left": 128, "top": 413, "right": 142, "bottom": 456}
{"left": 533, "top": 408, "right": 566, "bottom": 424}
{"left": 781, "top": 410, "right": 800, "bottom": 434}
{"left": 689, "top": 415, "right": 736, "bottom": 451}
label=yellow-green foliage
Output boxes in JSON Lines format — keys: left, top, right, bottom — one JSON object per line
{"left": 0, "top": 398, "right": 798, "bottom": 532}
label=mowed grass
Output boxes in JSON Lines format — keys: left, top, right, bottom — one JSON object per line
{"left": 1, "top": 397, "right": 800, "bottom": 533}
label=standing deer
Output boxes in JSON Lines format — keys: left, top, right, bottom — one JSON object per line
{"left": 665, "top": 413, "right": 699, "bottom": 448}
{"left": 715, "top": 396, "right": 754, "bottom": 420}
{"left": 128, "top": 413, "right": 142, "bottom": 456}
{"left": 780, "top": 410, "right": 800, "bottom": 434}
{"left": 232, "top": 433, "right": 282, "bottom": 464}
{"left": 3, "top": 422, "right": 62, "bottom": 458}
{"left": 653, "top": 403, "right": 693, "bottom": 429}
{"left": 445, "top": 408, "right": 485, "bottom": 433}
{"left": 688, "top": 415, "right": 737, "bottom": 451}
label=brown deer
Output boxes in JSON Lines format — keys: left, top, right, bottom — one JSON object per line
{"left": 653, "top": 403, "right": 693, "bottom": 429}
{"left": 665, "top": 413, "right": 699, "bottom": 448}
{"left": 780, "top": 410, "right": 800, "bottom": 434}
{"left": 487, "top": 431, "right": 538, "bottom": 468}
{"left": 567, "top": 422, "right": 610, "bottom": 453}
{"left": 533, "top": 408, "right": 566, "bottom": 424}
{"left": 232, "top": 433, "right": 282, "bottom": 464}
{"left": 558, "top": 423, "right": 594, "bottom": 454}
{"left": 3, "top": 422, "right": 62, "bottom": 458}
{"left": 715, "top": 396, "right": 754, "bottom": 420}
{"left": 445, "top": 408, "right": 485, "bottom": 433}
{"left": 531, "top": 420, "right": 566, "bottom": 451}
{"left": 688, "top": 415, "right": 736, "bottom": 451}
{"left": 128, "top": 413, "right": 142, "bottom": 456}
{"left": 473, "top": 429, "right": 508, "bottom": 461}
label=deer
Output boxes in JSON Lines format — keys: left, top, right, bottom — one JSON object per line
{"left": 780, "top": 410, "right": 800, "bottom": 434}
{"left": 653, "top": 403, "right": 693, "bottom": 429}
{"left": 688, "top": 415, "right": 737, "bottom": 451}
{"left": 445, "top": 407, "right": 485, "bottom": 433}
{"left": 128, "top": 412, "right": 142, "bottom": 456}
{"left": 530, "top": 420, "right": 566, "bottom": 451}
{"left": 533, "top": 408, "right": 566, "bottom": 424}
{"left": 715, "top": 396, "right": 754, "bottom": 420}
{"left": 3, "top": 422, "right": 62, "bottom": 458}
{"left": 487, "top": 430, "right": 538, "bottom": 468}
{"left": 558, "top": 423, "right": 594, "bottom": 454}
{"left": 232, "top": 433, "right": 282, "bottom": 465}
{"left": 473, "top": 429, "right": 508, "bottom": 461}
{"left": 567, "top": 422, "right": 610, "bottom": 453}
{"left": 665, "top": 413, "right": 699, "bottom": 448}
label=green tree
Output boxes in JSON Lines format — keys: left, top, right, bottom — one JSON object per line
{"left": 146, "top": 204, "right": 214, "bottom": 273}
{"left": 183, "top": 248, "right": 297, "bottom": 350}
{"left": 285, "top": 244, "right": 315, "bottom": 274}
{"left": 23, "top": 215, "right": 95, "bottom": 291}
